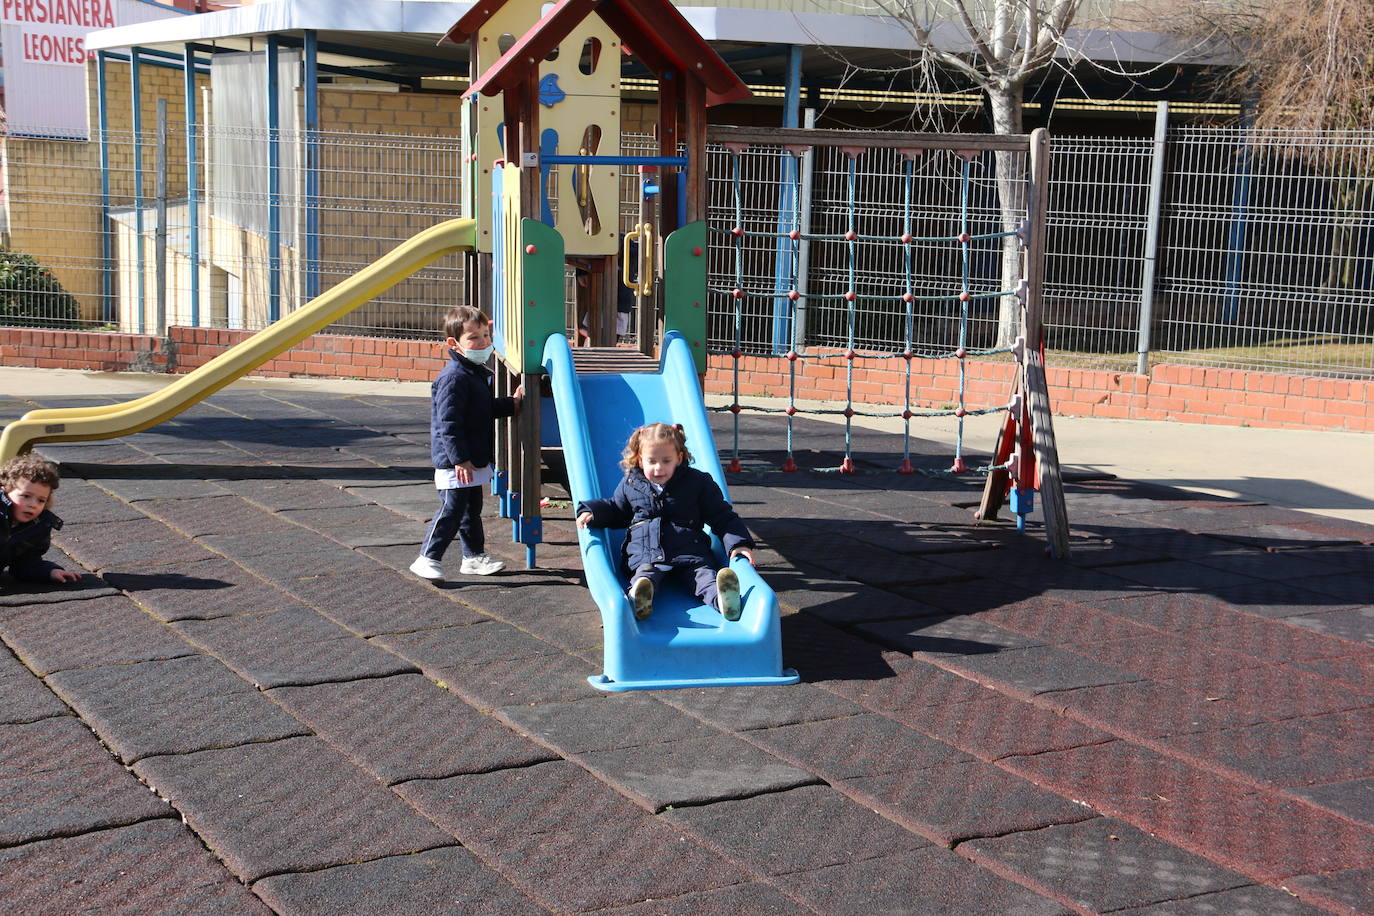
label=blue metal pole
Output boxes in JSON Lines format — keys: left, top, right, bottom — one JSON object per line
{"left": 266, "top": 37, "right": 282, "bottom": 323}
{"left": 131, "top": 47, "right": 146, "bottom": 335}
{"left": 97, "top": 51, "right": 113, "bottom": 324}
{"left": 769, "top": 44, "right": 803, "bottom": 354}
{"left": 184, "top": 43, "right": 201, "bottom": 327}
{"left": 303, "top": 30, "right": 320, "bottom": 301}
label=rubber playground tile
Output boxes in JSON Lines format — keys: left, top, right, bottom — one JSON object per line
{"left": 1000, "top": 741, "right": 1374, "bottom": 881}
{"left": 1207, "top": 579, "right": 1364, "bottom": 619}
{"left": 277, "top": 504, "right": 425, "bottom": 548}
{"left": 1193, "top": 547, "right": 1347, "bottom": 583}
{"left": 0, "top": 571, "right": 118, "bottom": 606}
{"left": 840, "top": 758, "right": 1098, "bottom": 847}
{"left": 0, "top": 596, "right": 198, "bottom": 676}
{"left": 896, "top": 692, "right": 1115, "bottom": 761}
{"left": 822, "top": 652, "right": 1004, "bottom": 713}
{"left": 662, "top": 784, "right": 934, "bottom": 876}
{"left": 1285, "top": 866, "right": 1374, "bottom": 915}
{"left": 343, "top": 482, "right": 441, "bottom": 519}
{"left": 1092, "top": 591, "right": 1242, "bottom": 633}
{"left": 507, "top": 608, "right": 604, "bottom": 654}
{"left": 933, "top": 644, "right": 1150, "bottom": 697}
{"left": 174, "top": 606, "right": 416, "bottom": 688}
{"left": 1130, "top": 503, "right": 1314, "bottom": 534}
{"left": 1285, "top": 606, "right": 1374, "bottom": 646}
{"left": 973, "top": 595, "right": 1158, "bottom": 646}
{"left": 1289, "top": 777, "right": 1374, "bottom": 827}
{"left": 47, "top": 655, "right": 308, "bottom": 764}
{"left": 1192, "top": 616, "right": 1361, "bottom": 665}
{"left": 1073, "top": 558, "right": 1257, "bottom": 594}
{"left": 1049, "top": 681, "right": 1265, "bottom": 739}
{"left": 1075, "top": 633, "right": 1271, "bottom": 682}
{"left": 1207, "top": 525, "right": 1361, "bottom": 552}
{"left": 234, "top": 546, "right": 382, "bottom": 583}
{"left": 0, "top": 664, "right": 68, "bottom": 725}
{"left": 1294, "top": 572, "right": 1374, "bottom": 606}
{"left": 962, "top": 818, "right": 1251, "bottom": 913}
{"left": 132, "top": 736, "right": 452, "bottom": 882}
{"left": 856, "top": 613, "right": 1047, "bottom": 658}
{"left": 372, "top": 619, "right": 560, "bottom": 670}
{"left": 269, "top": 674, "right": 554, "bottom": 784}
{"left": 889, "top": 576, "right": 1040, "bottom": 616}
{"left": 796, "top": 543, "right": 973, "bottom": 587}
{"left": 577, "top": 731, "right": 818, "bottom": 812}
{"left": 772, "top": 576, "right": 947, "bottom": 626}
{"left": 847, "top": 521, "right": 1002, "bottom": 557}
{"left": 1290, "top": 654, "right": 1374, "bottom": 693}
{"left": 658, "top": 680, "right": 864, "bottom": 732}
{"left": 211, "top": 476, "right": 373, "bottom": 511}
{"left": 24, "top": 481, "right": 149, "bottom": 525}
{"left": 0, "top": 719, "right": 173, "bottom": 845}
{"left": 1167, "top": 663, "right": 1374, "bottom": 721}
{"left": 1113, "top": 885, "right": 1331, "bottom": 915}
{"left": 281, "top": 571, "right": 487, "bottom": 636}
{"left": 0, "top": 818, "right": 271, "bottom": 916}
{"left": 1293, "top": 708, "right": 1374, "bottom": 745}
{"left": 594, "top": 882, "right": 807, "bottom": 916}
{"left": 776, "top": 846, "right": 1070, "bottom": 916}
{"left": 430, "top": 650, "right": 600, "bottom": 711}
{"left": 497, "top": 692, "right": 722, "bottom": 755}
{"left": 745, "top": 712, "right": 973, "bottom": 781}
{"left": 252, "top": 846, "right": 545, "bottom": 916}
{"left": 1288, "top": 544, "right": 1374, "bottom": 573}
{"left": 55, "top": 517, "right": 221, "bottom": 570}
{"left": 82, "top": 471, "right": 231, "bottom": 503}
{"left": 137, "top": 494, "right": 298, "bottom": 538}
{"left": 102, "top": 558, "right": 300, "bottom": 621}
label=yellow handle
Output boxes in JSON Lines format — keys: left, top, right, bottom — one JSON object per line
{"left": 621, "top": 223, "right": 656, "bottom": 296}
{"left": 622, "top": 225, "right": 641, "bottom": 292}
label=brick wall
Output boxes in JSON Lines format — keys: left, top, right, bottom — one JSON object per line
{"left": 3, "top": 326, "right": 1371, "bottom": 432}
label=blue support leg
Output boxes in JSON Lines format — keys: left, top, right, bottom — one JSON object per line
{"left": 1010, "top": 488, "right": 1035, "bottom": 532}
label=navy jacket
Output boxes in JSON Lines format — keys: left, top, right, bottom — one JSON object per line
{"left": 577, "top": 465, "right": 754, "bottom": 572}
{"left": 429, "top": 350, "right": 516, "bottom": 470}
{"left": 1, "top": 491, "right": 64, "bottom": 583}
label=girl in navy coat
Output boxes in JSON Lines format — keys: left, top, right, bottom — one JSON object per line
{"left": 576, "top": 423, "right": 755, "bottom": 621}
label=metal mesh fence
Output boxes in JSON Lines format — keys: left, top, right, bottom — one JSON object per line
{"left": 3, "top": 122, "right": 1372, "bottom": 378}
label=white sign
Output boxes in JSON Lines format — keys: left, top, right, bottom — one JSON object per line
{"left": 2, "top": 0, "right": 181, "bottom": 140}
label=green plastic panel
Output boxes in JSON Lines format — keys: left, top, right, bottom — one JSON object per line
{"left": 663, "top": 221, "right": 709, "bottom": 374}
{"left": 519, "top": 217, "right": 567, "bottom": 374}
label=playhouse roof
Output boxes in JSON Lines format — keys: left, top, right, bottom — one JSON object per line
{"left": 444, "top": 0, "right": 752, "bottom": 107}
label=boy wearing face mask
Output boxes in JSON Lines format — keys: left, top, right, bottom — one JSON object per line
{"left": 410, "top": 306, "right": 523, "bottom": 582}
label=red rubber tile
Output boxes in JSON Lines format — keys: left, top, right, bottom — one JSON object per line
{"left": 1077, "top": 634, "right": 1270, "bottom": 682}
{"left": 132, "top": 736, "right": 452, "bottom": 881}
{"left": 745, "top": 712, "right": 973, "bottom": 781}
{"left": 1289, "top": 708, "right": 1374, "bottom": 745}
{"left": 777, "top": 846, "right": 1068, "bottom": 915}
{"left": 1291, "top": 654, "right": 1374, "bottom": 693}
{"left": 822, "top": 653, "right": 1003, "bottom": 713}
{"left": 1168, "top": 664, "right": 1374, "bottom": 721}
{"left": 896, "top": 691, "right": 1115, "bottom": 760}
{"left": 429, "top": 652, "right": 599, "bottom": 712}
{"left": 595, "top": 882, "right": 806, "bottom": 915}
{"left": 1289, "top": 776, "right": 1374, "bottom": 828}
{"left": 496, "top": 693, "right": 719, "bottom": 755}
{"left": 973, "top": 596, "right": 1157, "bottom": 646}
{"left": 1112, "top": 885, "right": 1331, "bottom": 915}
{"left": 1094, "top": 592, "right": 1242, "bottom": 633}
{"left": 932, "top": 644, "right": 1146, "bottom": 696}
{"left": 963, "top": 818, "right": 1250, "bottom": 912}
{"left": 1049, "top": 681, "right": 1264, "bottom": 739}
{"left": 1158, "top": 720, "right": 1374, "bottom": 788}
{"left": 1189, "top": 615, "right": 1361, "bottom": 664}
{"left": 840, "top": 759, "right": 1098, "bottom": 847}
{"left": 661, "top": 784, "right": 934, "bottom": 876}
{"left": 0, "top": 818, "right": 270, "bottom": 916}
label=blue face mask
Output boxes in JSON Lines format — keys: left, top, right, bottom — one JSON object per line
{"left": 463, "top": 345, "right": 494, "bottom": 365}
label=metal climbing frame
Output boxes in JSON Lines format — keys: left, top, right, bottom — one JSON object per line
{"left": 706, "top": 126, "right": 1070, "bottom": 556}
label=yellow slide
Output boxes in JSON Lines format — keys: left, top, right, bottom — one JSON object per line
{"left": 0, "top": 219, "right": 476, "bottom": 461}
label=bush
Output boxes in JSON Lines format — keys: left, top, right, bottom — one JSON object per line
{"left": 0, "top": 248, "right": 81, "bottom": 328}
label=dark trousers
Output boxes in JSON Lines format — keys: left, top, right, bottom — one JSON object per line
{"left": 631, "top": 561, "right": 720, "bottom": 606}
{"left": 421, "top": 487, "right": 484, "bottom": 561}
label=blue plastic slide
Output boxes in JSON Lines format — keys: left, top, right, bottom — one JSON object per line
{"left": 542, "top": 331, "right": 799, "bottom": 691}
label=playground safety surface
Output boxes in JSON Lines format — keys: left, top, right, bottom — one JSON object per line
{"left": 2, "top": 385, "right": 1373, "bottom": 915}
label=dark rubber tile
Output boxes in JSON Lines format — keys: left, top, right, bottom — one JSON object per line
{"left": 132, "top": 736, "right": 452, "bottom": 882}
{"left": 594, "top": 882, "right": 808, "bottom": 915}
{"left": 252, "top": 846, "right": 545, "bottom": 916}
{"left": 895, "top": 691, "right": 1115, "bottom": 761}
{"left": 0, "top": 818, "right": 271, "bottom": 916}
{"left": 431, "top": 651, "right": 599, "bottom": 711}
{"left": 663, "top": 783, "right": 934, "bottom": 875}
{"left": 1288, "top": 776, "right": 1374, "bottom": 827}
{"left": 781, "top": 612, "right": 905, "bottom": 680}
{"left": 55, "top": 516, "right": 221, "bottom": 571}
{"left": 1290, "top": 653, "right": 1374, "bottom": 692}
{"left": 373, "top": 620, "right": 560, "bottom": 670}
{"left": 778, "top": 846, "right": 1070, "bottom": 916}
{"left": 1168, "top": 664, "right": 1374, "bottom": 721}
{"left": 510, "top": 608, "right": 604, "bottom": 654}
{"left": 772, "top": 575, "right": 946, "bottom": 626}
{"left": 1049, "top": 681, "right": 1265, "bottom": 739}
{"left": 496, "top": 693, "right": 720, "bottom": 755}
{"left": 934, "top": 644, "right": 1147, "bottom": 696}
{"left": 746, "top": 713, "right": 974, "bottom": 781}
{"left": 32, "top": 480, "right": 149, "bottom": 524}
{"left": 823, "top": 653, "right": 1003, "bottom": 712}
{"left": 974, "top": 595, "right": 1158, "bottom": 646}
{"left": 1292, "top": 708, "right": 1374, "bottom": 744}
{"left": 1103, "top": 560, "right": 1257, "bottom": 592}
{"left": 1158, "top": 719, "right": 1374, "bottom": 788}
{"left": 137, "top": 494, "right": 298, "bottom": 538}
{"left": 278, "top": 504, "right": 424, "bottom": 547}
{"left": 281, "top": 570, "right": 487, "bottom": 636}
{"left": 1194, "top": 548, "right": 1347, "bottom": 583}
{"left": 0, "top": 649, "right": 67, "bottom": 724}
{"left": 174, "top": 606, "right": 416, "bottom": 688}
{"left": 840, "top": 758, "right": 1098, "bottom": 846}
{"left": 1209, "top": 579, "right": 1364, "bottom": 619}
{"left": 0, "top": 718, "right": 172, "bottom": 845}
{"left": 1284, "top": 606, "right": 1374, "bottom": 647}
{"left": 1075, "top": 633, "right": 1271, "bottom": 682}
{"left": 269, "top": 674, "right": 554, "bottom": 783}
{"left": 1094, "top": 592, "right": 1242, "bottom": 633}
{"left": 213, "top": 477, "right": 373, "bottom": 511}
{"left": 196, "top": 528, "right": 363, "bottom": 561}
{"left": 1285, "top": 866, "right": 1374, "bottom": 915}
{"left": 453, "top": 580, "right": 598, "bottom": 621}
{"left": 82, "top": 472, "right": 230, "bottom": 503}
{"left": 658, "top": 680, "right": 864, "bottom": 731}
{"left": 856, "top": 614, "right": 1047, "bottom": 658}
{"left": 963, "top": 818, "right": 1250, "bottom": 912}
{"left": 0, "top": 567, "right": 118, "bottom": 605}
{"left": 1113, "top": 885, "right": 1330, "bottom": 915}
{"left": 579, "top": 732, "right": 819, "bottom": 812}
{"left": 0, "top": 596, "right": 198, "bottom": 675}
{"left": 47, "top": 655, "right": 308, "bottom": 763}
{"left": 1207, "top": 525, "right": 1360, "bottom": 552}
{"left": 103, "top": 557, "right": 299, "bottom": 621}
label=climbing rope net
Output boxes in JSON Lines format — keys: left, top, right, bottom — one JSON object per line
{"left": 704, "top": 135, "right": 1042, "bottom": 477}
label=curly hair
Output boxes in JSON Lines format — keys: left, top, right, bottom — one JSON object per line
{"left": 621, "top": 423, "right": 692, "bottom": 471}
{"left": 1, "top": 455, "right": 61, "bottom": 492}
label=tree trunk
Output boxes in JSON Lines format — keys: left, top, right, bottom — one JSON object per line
{"left": 987, "top": 85, "right": 1027, "bottom": 348}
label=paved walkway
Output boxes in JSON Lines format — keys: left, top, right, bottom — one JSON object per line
{"left": 1, "top": 373, "right": 1372, "bottom": 914}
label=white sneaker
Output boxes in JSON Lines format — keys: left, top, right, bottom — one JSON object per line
{"left": 409, "top": 556, "right": 444, "bottom": 582}
{"left": 459, "top": 553, "right": 505, "bottom": 576}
